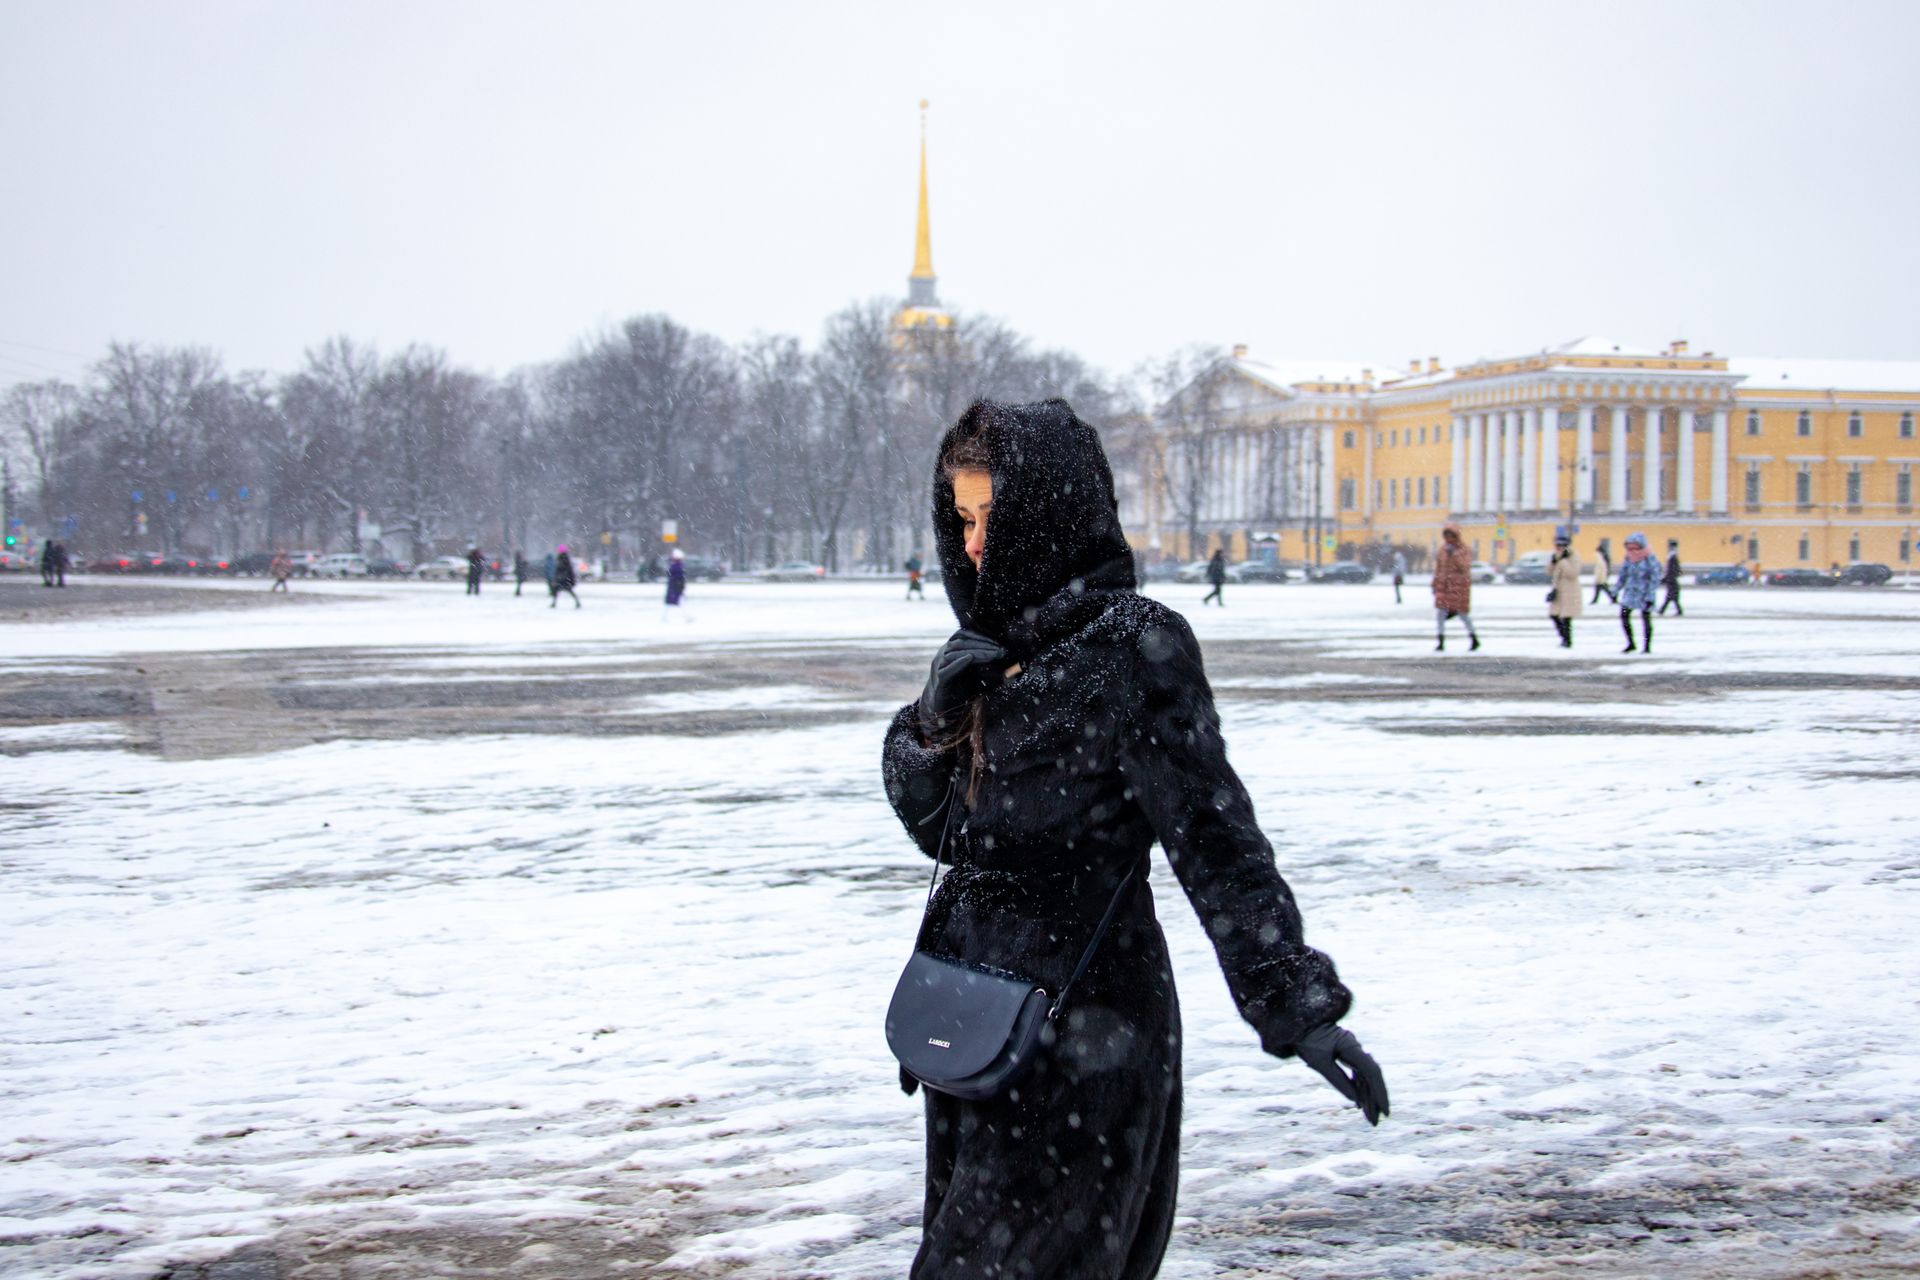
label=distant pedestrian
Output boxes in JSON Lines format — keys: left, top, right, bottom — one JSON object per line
{"left": 1391, "top": 550, "right": 1407, "bottom": 604}
{"left": 662, "top": 548, "right": 689, "bottom": 621}
{"left": 542, "top": 551, "right": 557, "bottom": 595}
{"left": 270, "top": 551, "right": 292, "bottom": 593}
{"left": 904, "top": 551, "right": 925, "bottom": 601}
{"left": 1432, "top": 525, "right": 1480, "bottom": 652}
{"left": 1590, "top": 538, "right": 1616, "bottom": 605}
{"left": 513, "top": 550, "right": 528, "bottom": 597}
{"left": 1615, "top": 531, "right": 1661, "bottom": 653}
{"left": 40, "top": 541, "right": 67, "bottom": 588}
{"left": 1659, "top": 539, "right": 1684, "bottom": 616}
{"left": 1201, "top": 547, "right": 1227, "bottom": 606}
{"left": 1548, "top": 532, "right": 1582, "bottom": 648}
{"left": 551, "top": 544, "right": 580, "bottom": 609}
{"left": 465, "top": 547, "right": 484, "bottom": 596}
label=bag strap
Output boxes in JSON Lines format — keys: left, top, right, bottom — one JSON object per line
{"left": 918, "top": 768, "right": 1137, "bottom": 1020}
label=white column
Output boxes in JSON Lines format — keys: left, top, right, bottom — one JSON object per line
{"left": 1467, "top": 414, "right": 1484, "bottom": 512}
{"left": 1319, "top": 424, "right": 1337, "bottom": 526}
{"left": 1609, "top": 405, "right": 1629, "bottom": 512}
{"left": 1540, "top": 405, "right": 1560, "bottom": 514}
{"left": 1643, "top": 405, "right": 1663, "bottom": 514}
{"left": 1483, "top": 412, "right": 1499, "bottom": 511}
{"left": 1501, "top": 409, "right": 1520, "bottom": 511}
{"left": 1522, "top": 407, "right": 1541, "bottom": 509}
{"left": 1451, "top": 414, "right": 1466, "bottom": 513}
{"left": 1710, "top": 407, "right": 1730, "bottom": 514}
{"left": 1676, "top": 408, "right": 1697, "bottom": 514}
{"left": 1576, "top": 405, "right": 1596, "bottom": 507}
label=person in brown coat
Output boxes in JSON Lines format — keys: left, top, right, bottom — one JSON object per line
{"left": 1548, "top": 531, "right": 1583, "bottom": 647}
{"left": 1431, "top": 525, "right": 1479, "bottom": 652}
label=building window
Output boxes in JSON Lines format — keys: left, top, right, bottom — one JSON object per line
{"left": 1846, "top": 469, "right": 1862, "bottom": 507}
{"left": 1745, "top": 469, "right": 1761, "bottom": 506}
{"left": 1339, "top": 478, "right": 1356, "bottom": 510}
{"left": 1391, "top": 429, "right": 1399, "bottom": 447}
{"left": 1418, "top": 476, "right": 1427, "bottom": 506}
{"left": 1903, "top": 538, "right": 1912, "bottom": 563}
{"left": 1898, "top": 470, "right": 1912, "bottom": 508}
{"left": 1419, "top": 427, "right": 1427, "bottom": 445}
{"left": 1375, "top": 480, "right": 1383, "bottom": 508}
{"left": 1746, "top": 410, "right": 1761, "bottom": 436}
{"left": 1798, "top": 532, "right": 1810, "bottom": 561}
{"left": 1797, "top": 410, "right": 1812, "bottom": 437}
{"left": 1747, "top": 535, "right": 1759, "bottom": 561}
{"left": 1344, "top": 430, "right": 1356, "bottom": 449}
{"left": 1375, "top": 431, "right": 1384, "bottom": 448}
{"left": 1848, "top": 413, "right": 1863, "bottom": 438}
{"left": 1796, "top": 470, "right": 1812, "bottom": 506}
{"left": 1849, "top": 533, "right": 1861, "bottom": 561}
{"left": 1902, "top": 412, "right": 1914, "bottom": 439}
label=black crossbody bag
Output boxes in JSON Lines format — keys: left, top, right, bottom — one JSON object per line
{"left": 886, "top": 777, "right": 1135, "bottom": 1101}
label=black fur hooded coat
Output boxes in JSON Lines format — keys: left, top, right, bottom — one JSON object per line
{"left": 882, "top": 400, "right": 1355, "bottom": 1279}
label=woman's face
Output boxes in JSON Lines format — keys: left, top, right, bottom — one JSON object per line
{"left": 951, "top": 468, "right": 992, "bottom": 570}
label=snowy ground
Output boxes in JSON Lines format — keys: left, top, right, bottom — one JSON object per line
{"left": 3, "top": 576, "right": 1918, "bottom": 1278}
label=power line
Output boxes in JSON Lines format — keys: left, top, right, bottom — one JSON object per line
{"left": 0, "top": 336, "right": 95, "bottom": 362}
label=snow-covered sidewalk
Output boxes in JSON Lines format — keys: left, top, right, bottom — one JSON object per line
{"left": 2, "top": 582, "right": 1917, "bottom": 1277}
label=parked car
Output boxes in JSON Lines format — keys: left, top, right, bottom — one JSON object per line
{"left": 366, "top": 557, "right": 413, "bottom": 578}
{"left": 314, "top": 553, "right": 370, "bottom": 578}
{"left": 1469, "top": 561, "right": 1498, "bottom": 584}
{"left": 1235, "top": 561, "right": 1292, "bottom": 583}
{"left": 416, "top": 555, "right": 471, "bottom": 581}
{"left": 1834, "top": 562, "right": 1892, "bottom": 586}
{"left": 1175, "top": 559, "right": 1243, "bottom": 584}
{"left": 1310, "top": 561, "right": 1374, "bottom": 584}
{"left": 1693, "top": 565, "right": 1751, "bottom": 585}
{"left": 761, "top": 560, "right": 826, "bottom": 582}
{"left": 1766, "top": 568, "right": 1838, "bottom": 588}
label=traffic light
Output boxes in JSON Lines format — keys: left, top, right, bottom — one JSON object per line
{"left": 2, "top": 534, "right": 15, "bottom": 548}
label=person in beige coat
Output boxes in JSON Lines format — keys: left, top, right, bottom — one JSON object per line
{"left": 1548, "top": 531, "right": 1583, "bottom": 648}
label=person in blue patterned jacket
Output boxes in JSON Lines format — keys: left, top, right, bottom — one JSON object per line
{"left": 1614, "top": 531, "right": 1663, "bottom": 654}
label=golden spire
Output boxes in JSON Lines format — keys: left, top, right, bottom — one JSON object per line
{"left": 910, "top": 99, "right": 934, "bottom": 282}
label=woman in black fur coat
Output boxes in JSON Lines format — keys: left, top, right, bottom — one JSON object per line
{"left": 883, "top": 400, "right": 1389, "bottom": 1278}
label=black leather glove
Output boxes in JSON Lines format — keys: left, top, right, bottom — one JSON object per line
{"left": 916, "top": 628, "right": 1007, "bottom": 739}
{"left": 1297, "top": 1024, "right": 1389, "bottom": 1126}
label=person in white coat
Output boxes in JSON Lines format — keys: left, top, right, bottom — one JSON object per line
{"left": 1547, "top": 532, "right": 1583, "bottom": 648}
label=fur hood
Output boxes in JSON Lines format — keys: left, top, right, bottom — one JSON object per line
{"left": 931, "top": 399, "right": 1136, "bottom": 657}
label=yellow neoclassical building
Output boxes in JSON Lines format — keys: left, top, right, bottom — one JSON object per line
{"left": 1125, "top": 339, "right": 1920, "bottom": 573}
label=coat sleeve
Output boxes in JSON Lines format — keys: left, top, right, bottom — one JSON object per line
{"left": 882, "top": 703, "right": 956, "bottom": 859}
{"left": 1117, "top": 613, "right": 1353, "bottom": 1057}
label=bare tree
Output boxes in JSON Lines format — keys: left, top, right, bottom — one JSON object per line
{"left": 0, "top": 379, "right": 81, "bottom": 535}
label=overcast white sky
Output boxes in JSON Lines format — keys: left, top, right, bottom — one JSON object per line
{"left": 2, "top": 0, "right": 1916, "bottom": 391}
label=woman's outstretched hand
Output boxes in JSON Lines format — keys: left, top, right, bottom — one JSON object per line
{"left": 917, "top": 628, "right": 1008, "bottom": 737}
{"left": 1296, "top": 1024, "right": 1390, "bottom": 1126}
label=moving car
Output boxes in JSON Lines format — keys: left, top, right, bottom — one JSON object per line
{"left": 1766, "top": 568, "right": 1838, "bottom": 588}
{"left": 1693, "top": 565, "right": 1751, "bottom": 585}
{"left": 1235, "top": 561, "right": 1291, "bottom": 583}
{"left": 416, "top": 555, "right": 472, "bottom": 581}
{"left": 314, "top": 553, "right": 369, "bottom": 578}
{"left": 1834, "top": 562, "right": 1892, "bottom": 586}
{"left": 366, "top": 557, "right": 413, "bottom": 578}
{"left": 1175, "top": 559, "right": 1243, "bottom": 584}
{"left": 1310, "top": 561, "right": 1374, "bottom": 584}
{"left": 761, "top": 560, "right": 826, "bottom": 582}
{"left": 1469, "top": 561, "right": 1498, "bottom": 584}
{"left": 640, "top": 553, "right": 728, "bottom": 582}
{"left": 1503, "top": 552, "right": 1554, "bottom": 585}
